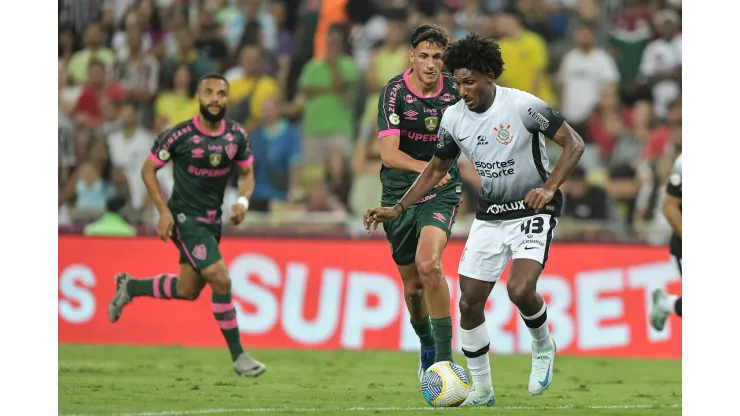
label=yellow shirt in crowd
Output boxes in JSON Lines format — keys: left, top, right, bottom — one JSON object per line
{"left": 155, "top": 93, "right": 200, "bottom": 128}
{"left": 497, "top": 30, "right": 557, "bottom": 109}
{"left": 229, "top": 76, "right": 280, "bottom": 130}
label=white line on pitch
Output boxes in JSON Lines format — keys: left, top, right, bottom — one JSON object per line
{"left": 60, "top": 403, "right": 682, "bottom": 416}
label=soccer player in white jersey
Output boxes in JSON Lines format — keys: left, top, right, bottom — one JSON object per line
{"left": 650, "top": 152, "right": 682, "bottom": 329}
{"left": 364, "top": 33, "right": 585, "bottom": 406}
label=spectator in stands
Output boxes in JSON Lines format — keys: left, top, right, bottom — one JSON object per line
{"left": 226, "top": 44, "right": 280, "bottom": 131}
{"left": 112, "top": 9, "right": 153, "bottom": 62}
{"left": 326, "top": 152, "right": 353, "bottom": 210}
{"left": 137, "top": 0, "right": 166, "bottom": 51}
{"left": 638, "top": 8, "right": 681, "bottom": 119}
{"left": 359, "top": 13, "right": 409, "bottom": 135}
{"left": 304, "top": 182, "right": 346, "bottom": 213}
{"left": 557, "top": 21, "right": 620, "bottom": 135}
{"left": 609, "top": 0, "right": 653, "bottom": 102}
{"left": 159, "top": 27, "right": 215, "bottom": 93}
{"left": 107, "top": 101, "right": 155, "bottom": 213}
{"left": 73, "top": 60, "right": 127, "bottom": 132}
{"left": 267, "top": 0, "right": 295, "bottom": 93}
{"left": 59, "top": 139, "right": 129, "bottom": 221}
{"left": 154, "top": 64, "right": 198, "bottom": 132}
{"left": 115, "top": 26, "right": 159, "bottom": 126}
{"left": 59, "top": 59, "right": 83, "bottom": 118}
{"left": 349, "top": 123, "right": 383, "bottom": 216}
{"left": 517, "top": 0, "right": 559, "bottom": 42}
{"left": 586, "top": 84, "right": 632, "bottom": 162}
{"left": 298, "top": 23, "right": 360, "bottom": 183}
{"left": 68, "top": 23, "right": 116, "bottom": 85}
{"left": 249, "top": 97, "right": 302, "bottom": 212}
{"left": 230, "top": 0, "right": 278, "bottom": 53}
{"left": 83, "top": 194, "right": 138, "bottom": 237}
{"left": 454, "top": 0, "right": 484, "bottom": 39}
{"left": 194, "top": 6, "right": 229, "bottom": 72}
{"left": 643, "top": 98, "right": 681, "bottom": 162}
{"left": 562, "top": 166, "right": 612, "bottom": 221}
{"left": 496, "top": 7, "right": 556, "bottom": 108}
{"left": 59, "top": 26, "right": 78, "bottom": 64}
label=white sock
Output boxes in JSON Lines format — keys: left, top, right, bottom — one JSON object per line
{"left": 521, "top": 302, "right": 551, "bottom": 349}
{"left": 461, "top": 322, "right": 493, "bottom": 390}
{"left": 660, "top": 294, "right": 679, "bottom": 314}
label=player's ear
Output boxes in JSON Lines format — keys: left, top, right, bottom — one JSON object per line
{"left": 408, "top": 48, "right": 414, "bottom": 64}
{"left": 486, "top": 72, "right": 496, "bottom": 83}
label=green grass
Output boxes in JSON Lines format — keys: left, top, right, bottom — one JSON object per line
{"left": 58, "top": 344, "right": 681, "bottom": 416}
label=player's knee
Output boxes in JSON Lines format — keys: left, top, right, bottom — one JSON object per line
{"left": 209, "top": 274, "right": 231, "bottom": 293}
{"left": 178, "top": 285, "right": 201, "bottom": 301}
{"left": 203, "top": 263, "right": 232, "bottom": 293}
{"left": 415, "top": 258, "right": 444, "bottom": 287}
{"left": 506, "top": 279, "right": 534, "bottom": 306}
{"left": 459, "top": 296, "right": 485, "bottom": 318}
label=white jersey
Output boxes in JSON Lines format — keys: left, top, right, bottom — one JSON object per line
{"left": 435, "top": 86, "right": 566, "bottom": 220}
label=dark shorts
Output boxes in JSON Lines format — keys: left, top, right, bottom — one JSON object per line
{"left": 170, "top": 213, "right": 223, "bottom": 271}
{"left": 382, "top": 194, "right": 462, "bottom": 266}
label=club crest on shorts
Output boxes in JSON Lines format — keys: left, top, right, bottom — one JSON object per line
{"left": 209, "top": 153, "right": 222, "bottom": 166}
{"left": 493, "top": 124, "right": 513, "bottom": 145}
{"left": 425, "top": 116, "right": 438, "bottom": 132}
{"left": 192, "top": 244, "right": 207, "bottom": 261}
{"left": 225, "top": 143, "right": 238, "bottom": 160}
{"left": 177, "top": 213, "right": 186, "bottom": 223}
{"left": 389, "top": 113, "right": 400, "bottom": 125}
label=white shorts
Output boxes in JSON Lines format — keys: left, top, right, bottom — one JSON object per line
{"left": 458, "top": 214, "right": 558, "bottom": 283}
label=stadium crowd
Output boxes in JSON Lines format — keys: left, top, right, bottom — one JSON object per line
{"left": 58, "top": 0, "right": 682, "bottom": 243}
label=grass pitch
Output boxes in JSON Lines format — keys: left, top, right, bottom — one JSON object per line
{"left": 59, "top": 344, "right": 681, "bottom": 416}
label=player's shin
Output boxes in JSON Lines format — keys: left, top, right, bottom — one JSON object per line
{"left": 128, "top": 274, "right": 188, "bottom": 300}
{"left": 462, "top": 322, "right": 493, "bottom": 390}
{"left": 212, "top": 292, "right": 245, "bottom": 361}
{"left": 520, "top": 300, "right": 551, "bottom": 348}
{"left": 406, "top": 291, "right": 434, "bottom": 349}
{"left": 420, "top": 270, "right": 453, "bottom": 362}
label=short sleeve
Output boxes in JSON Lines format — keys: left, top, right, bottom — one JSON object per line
{"left": 517, "top": 92, "right": 565, "bottom": 139}
{"left": 148, "top": 128, "right": 178, "bottom": 168}
{"left": 233, "top": 125, "right": 254, "bottom": 168}
{"left": 377, "top": 81, "right": 403, "bottom": 138}
{"left": 434, "top": 114, "right": 461, "bottom": 161}
{"left": 666, "top": 154, "right": 682, "bottom": 198}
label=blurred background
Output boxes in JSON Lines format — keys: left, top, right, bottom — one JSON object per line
{"left": 58, "top": 0, "right": 682, "bottom": 244}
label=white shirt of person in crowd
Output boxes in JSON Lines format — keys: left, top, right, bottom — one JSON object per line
{"left": 107, "top": 127, "right": 154, "bottom": 210}
{"left": 558, "top": 45, "right": 620, "bottom": 124}
{"left": 639, "top": 10, "right": 682, "bottom": 119}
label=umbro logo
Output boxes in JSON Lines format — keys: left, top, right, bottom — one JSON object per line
{"left": 404, "top": 110, "right": 418, "bottom": 120}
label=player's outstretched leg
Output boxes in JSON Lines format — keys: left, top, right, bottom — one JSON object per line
{"left": 416, "top": 226, "right": 454, "bottom": 364}
{"left": 398, "top": 264, "right": 436, "bottom": 382}
{"left": 458, "top": 275, "right": 496, "bottom": 407}
{"left": 508, "top": 259, "right": 556, "bottom": 396}
{"left": 650, "top": 289, "right": 682, "bottom": 331}
{"left": 201, "top": 261, "right": 266, "bottom": 377}
{"left": 108, "top": 267, "right": 204, "bottom": 322}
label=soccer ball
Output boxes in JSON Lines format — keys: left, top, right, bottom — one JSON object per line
{"left": 421, "top": 361, "right": 471, "bottom": 407}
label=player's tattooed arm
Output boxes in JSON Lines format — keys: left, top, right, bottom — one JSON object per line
{"left": 237, "top": 164, "right": 255, "bottom": 200}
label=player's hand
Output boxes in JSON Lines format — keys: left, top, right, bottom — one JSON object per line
{"left": 363, "top": 205, "right": 402, "bottom": 232}
{"left": 525, "top": 187, "right": 555, "bottom": 213}
{"left": 435, "top": 173, "right": 452, "bottom": 188}
{"left": 230, "top": 204, "right": 246, "bottom": 225}
{"left": 157, "top": 210, "right": 175, "bottom": 242}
